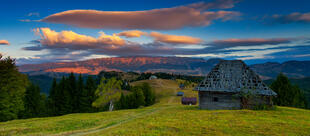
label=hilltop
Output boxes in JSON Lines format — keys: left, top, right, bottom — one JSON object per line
{"left": 1, "top": 79, "right": 310, "bottom": 136}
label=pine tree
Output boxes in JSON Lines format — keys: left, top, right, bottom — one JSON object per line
{"left": 292, "top": 85, "right": 307, "bottom": 108}
{"left": 271, "top": 73, "right": 307, "bottom": 108}
{"left": 54, "top": 77, "right": 72, "bottom": 115}
{"left": 118, "top": 93, "right": 127, "bottom": 109}
{"left": 77, "top": 74, "right": 89, "bottom": 112}
{"left": 0, "top": 56, "right": 29, "bottom": 121}
{"left": 38, "top": 93, "right": 48, "bottom": 117}
{"left": 130, "top": 86, "right": 145, "bottom": 108}
{"left": 85, "top": 76, "right": 97, "bottom": 112}
{"left": 48, "top": 78, "right": 57, "bottom": 116}
{"left": 54, "top": 77, "right": 64, "bottom": 115}
{"left": 23, "top": 83, "right": 41, "bottom": 118}
{"left": 63, "top": 77, "right": 73, "bottom": 114}
{"left": 135, "top": 89, "right": 145, "bottom": 108}
{"left": 68, "top": 73, "right": 78, "bottom": 113}
{"left": 140, "top": 83, "right": 155, "bottom": 106}
{"left": 127, "top": 94, "right": 135, "bottom": 109}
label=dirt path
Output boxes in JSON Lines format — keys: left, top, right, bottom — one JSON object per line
{"left": 55, "top": 106, "right": 170, "bottom": 136}
{"left": 167, "top": 92, "right": 177, "bottom": 104}
{"left": 55, "top": 79, "right": 179, "bottom": 136}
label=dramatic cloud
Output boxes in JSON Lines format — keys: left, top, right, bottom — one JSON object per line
{"left": 210, "top": 38, "right": 291, "bottom": 47}
{"left": 116, "top": 30, "right": 147, "bottom": 38}
{"left": 28, "top": 28, "right": 203, "bottom": 50}
{"left": 24, "top": 28, "right": 207, "bottom": 62}
{"left": 0, "top": 40, "right": 10, "bottom": 45}
{"left": 40, "top": 0, "right": 240, "bottom": 30}
{"left": 23, "top": 27, "right": 309, "bottom": 64}
{"left": 271, "top": 12, "right": 310, "bottom": 24}
{"left": 30, "top": 28, "right": 126, "bottom": 49}
{"left": 117, "top": 30, "right": 203, "bottom": 44}
{"left": 149, "top": 32, "right": 203, "bottom": 44}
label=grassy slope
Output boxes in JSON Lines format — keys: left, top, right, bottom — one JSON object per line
{"left": 1, "top": 79, "right": 310, "bottom": 136}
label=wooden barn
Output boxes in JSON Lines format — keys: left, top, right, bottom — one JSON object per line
{"left": 194, "top": 60, "right": 277, "bottom": 110}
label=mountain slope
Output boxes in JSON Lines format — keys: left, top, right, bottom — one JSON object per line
{"left": 19, "top": 57, "right": 221, "bottom": 76}
{"left": 19, "top": 56, "right": 310, "bottom": 79}
{"left": 250, "top": 61, "right": 310, "bottom": 78}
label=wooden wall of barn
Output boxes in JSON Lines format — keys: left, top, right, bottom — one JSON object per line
{"left": 198, "top": 91, "right": 274, "bottom": 110}
{"left": 199, "top": 91, "right": 241, "bottom": 110}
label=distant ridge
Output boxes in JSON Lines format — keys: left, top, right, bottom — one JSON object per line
{"left": 250, "top": 60, "right": 310, "bottom": 79}
{"left": 18, "top": 56, "right": 310, "bottom": 79}
{"left": 19, "top": 56, "right": 222, "bottom": 76}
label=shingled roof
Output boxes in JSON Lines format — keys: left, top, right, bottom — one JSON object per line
{"left": 194, "top": 60, "right": 277, "bottom": 96}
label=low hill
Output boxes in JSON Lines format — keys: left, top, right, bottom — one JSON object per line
{"left": 1, "top": 79, "right": 310, "bottom": 136}
{"left": 250, "top": 61, "right": 310, "bottom": 78}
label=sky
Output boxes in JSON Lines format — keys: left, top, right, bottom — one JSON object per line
{"left": 0, "top": 0, "right": 310, "bottom": 65}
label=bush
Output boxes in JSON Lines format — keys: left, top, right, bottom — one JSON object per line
{"left": 116, "top": 83, "right": 155, "bottom": 110}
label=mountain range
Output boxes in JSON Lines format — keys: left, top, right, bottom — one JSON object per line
{"left": 19, "top": 56, "right": 310, "bottom": 79}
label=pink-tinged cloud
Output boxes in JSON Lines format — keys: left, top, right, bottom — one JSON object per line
{"left": 34, "top": 28, "right": 125, "bottom": 47}
{"left": 272, "top": 12, "right": 310, "bottom": 24}
{"left": 0, "top": 40, "right": 10, "bottom": 45}
{"left": 149, "top": 32, "right": 203, "bottom": 44}
{"left": 211, "top": 38, "right": 291, "bottom": 46}
{"left": 116, "top": 30, "right": 147, "bottom": 38}
{"left": 24, "top": 28, "right": 209, "bottom": 59}
{"left": 40, "top": 0, "right": 240, "bottom": 30}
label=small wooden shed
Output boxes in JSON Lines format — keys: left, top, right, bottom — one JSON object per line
{"left": 194, "top": 60, "right": 277, "bottom": 110}
{"left": 182, "top": 97, "right": 197, "bottom": 105}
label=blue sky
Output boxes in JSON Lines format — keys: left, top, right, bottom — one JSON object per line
{"left": 0, "top": 0, "right": 310, "bottom": 64}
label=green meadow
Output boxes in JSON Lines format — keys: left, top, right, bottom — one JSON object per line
{"left": 1, "top": 79, "right": 310, "bottom": 136}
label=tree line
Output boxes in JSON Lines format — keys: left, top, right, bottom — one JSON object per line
{"left": 0, "top": 56, "right": 29, "bottom": 121}
{"left": 47, "top": 74, "right": 97, "bottom": 116}
{"left": 97, "top": 71, "right": 204, "bottom": 83}
{"left": 0, "top": 56, "right": 156, "bottom": 122}
{"left": 270, "top": 73, "right": 308, "bottom": 109}
{"left": 116, "top": 83, "right": 156, "bottom": 110}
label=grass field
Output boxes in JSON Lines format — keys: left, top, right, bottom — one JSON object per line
{"left": 1, "top": 79, "right": 310, "bottom": 136}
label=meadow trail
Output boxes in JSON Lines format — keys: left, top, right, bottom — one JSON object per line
{"left": 56, "top": 79, "right": 179, "bottom": 136}
{"left": 55, "top": 106, "right": 171, "bottom": 136}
